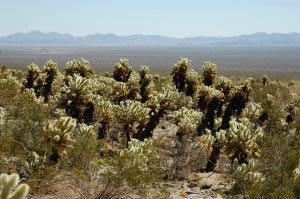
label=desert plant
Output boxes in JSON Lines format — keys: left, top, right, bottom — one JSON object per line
{"left": 0, "top": 173, "right": 29, "bottom": 199}
{"left": 138, "top": 66, "right": 155, "bottom": 102}
{"left": 171, "top": 58, "right": 190, "bottom": 92}
{"left": 43, "top": 116, "right": 76, "bottom": 163}
{"left": 134, "top": 85, "right": 179, "bottom": 140}
{"left": 94, "top": 97, "right": 115, "bottom": 139}
{"left": 228, "top": 158, "right": 264, "bottom": 195}
{"left": 185, "top": 69, "right": 200, "bottom": 97}
{"left": 170, "top": 107, "right": 203, "bottom": 179}
{"left": 126, "top": 71, "right": 142, "bottom": 101}
{"left": 115, "top": 100, "right": 150, "bottom": 146}
{"left": 42, "top": 60, "right": 58, "bottom": 102}
{"left": 113, "top": 58, "right": 132, "bottom": 82}
{"left": 24, "top": 64, "right": 40, "bottom": 89}
{"left": 65, "top": 59, "right": 94, "bottom": 78}
{"left": 58, "top": 75, "right": 94, "bottom": 123}
{"left": 202, "top": 61, "right": 217, "bottom": 86}
{"left": 217, "top": 118, "right": 264, "bottom": 164}
{"left": 91, "top": 139, "right": 161, "bottom": 199}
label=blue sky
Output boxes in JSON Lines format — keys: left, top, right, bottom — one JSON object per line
{"left": 1, "top": 0, "right": 299, "bottom": 37}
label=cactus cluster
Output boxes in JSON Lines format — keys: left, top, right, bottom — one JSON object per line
{"left": 115, "top": 100, "right": 150, "bottom": 145}
{"left": 217, "top": 118, "right": 264, "bottom": 164}
{"left": 58, "top": 75, "right": 94, "bottom": 123}
{"left": 43, "top": 116, "right": 76, "bottom": 163}
{"left": 23, "top": 61, "right": 60, "bottom": 102}
{"left": 171, "top": 107, "right": 203, "bottom": 139}
{"left": 229, "top": 158, "right": 264, "bottom": 187}
{"left": 113, "top": 58, "right": 132, "bottom": 82}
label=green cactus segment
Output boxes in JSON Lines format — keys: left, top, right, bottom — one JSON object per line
{"left": 0, "top": 173, "right": 29, "bottom": 199}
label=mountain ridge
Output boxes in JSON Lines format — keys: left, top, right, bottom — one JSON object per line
{"left": 1, "top": 31, "right": 300, "bottom": 46}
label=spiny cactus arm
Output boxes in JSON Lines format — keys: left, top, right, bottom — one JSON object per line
{"left": 0, "top": 173, "right": 29, "bottom": 199}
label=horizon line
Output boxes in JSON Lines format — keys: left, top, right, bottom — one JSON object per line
{"left": 1, "top": 30, "right": 300, "bottom": 39}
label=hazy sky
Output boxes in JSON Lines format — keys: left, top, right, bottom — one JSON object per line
{"left": 1, "top": 0, "right": 299, "bottom": 37}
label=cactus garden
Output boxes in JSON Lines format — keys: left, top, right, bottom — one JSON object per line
{"left": 0, "top": 58, "right": 299, "bottom": 199}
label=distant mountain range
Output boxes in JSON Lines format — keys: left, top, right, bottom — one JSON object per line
{"left": 1, "top": 31, "right": 300, "bottom": 46}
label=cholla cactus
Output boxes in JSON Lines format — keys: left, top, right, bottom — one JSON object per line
{"left": 126, "top": 71, "right": 142, "bottom": 101}
{"left": 0, "top": 173, "right": 29, "bottom": 199}
{"left": 118, "top": 139, "right": 159, "bottom": 172}
{"left": 95, "top": 139, "right": 160, "bottom": 198}
{"left": 202, "top": 61, "right": 217, "bottom": 86}
{"left": 215, "top": 76, "right": 234, "bottom": 101}
{"left": 171, "top": 58, "right": 191, "bottom": 92}
{"left": 220, "top": 80, "right": 252, "bottom": 130}
{"left": 217, "top": 118, "right": 264, "bottom": 163}
{"left": 229, "top": 159, "right": 264, "bottom": 189}
{"left": 197, "top": 130, "right": 216, "bottom": 151}
{"left": 113, "top": 58, "right": 132, "bottom": 82}
{"left": 24, "top": 63, "right": 40, "bottom": 89}
{"left": 65, "top": 59, "right": 94, "bottom": 77}
{"left": 42, "top": 60, "right": 58, "bottom": 102}
{"left": 262, "top": 75, "right": 269, "bottom": 86}
{"left": 147, "top": 85, "right": 180, "bottom": 111}
{"left": 171, "top": 107, "right": 203, "bottom": 139}
{"left": 94, "top": 97, "right": 115, "bottom": 139}
{"left": 195, "top": 85, "right": 223, "bottom": 111}
{"left": 138, "top": 66, "right": 155, "bottom": 102}
{"left": 59, "top": 75, "right": 94, "bottom": 123}
{"left": 242, "top": 103, "right": 263, "bottom": 122}
{"left": 43, "top": 116, "right": 76, "bottom": 163}
{"left": 135, "top": 85, "right": 180, "bottom": 140}
{"left": 115, "top": 100, "right": 150, "bottom": 145}
{"left": 185, "top": 69, "right": 200, "bottom": 97}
